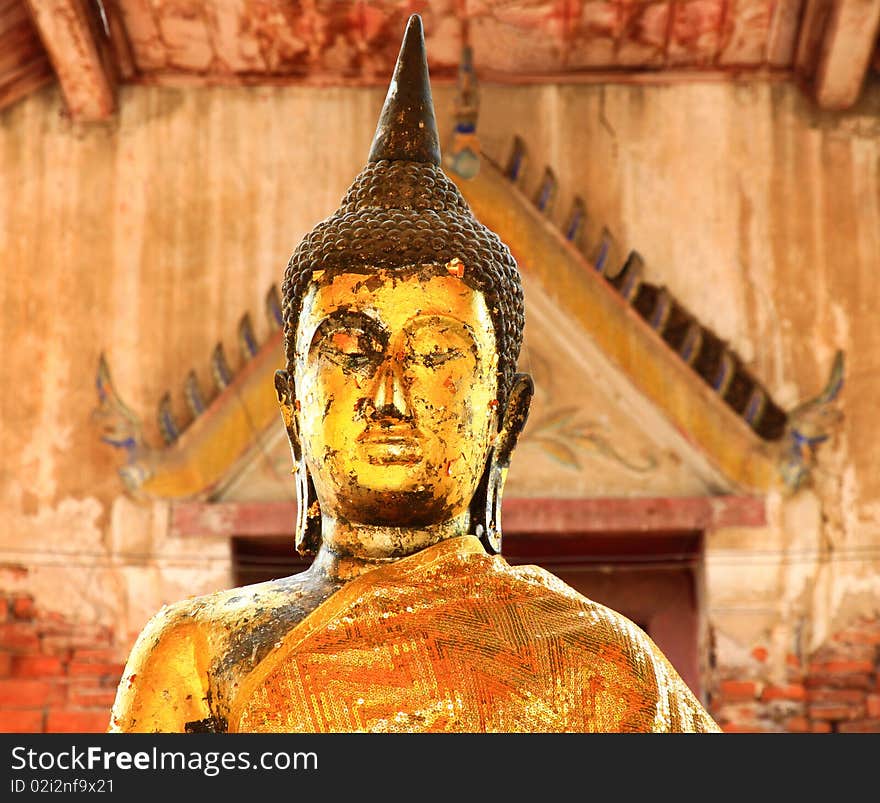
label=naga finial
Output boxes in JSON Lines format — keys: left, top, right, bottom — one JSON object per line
{"left": 92, "top": 354, "right": 155, "bottom": 491}
{"left": 780, "top": 350, "right": 845, "bottom": 490}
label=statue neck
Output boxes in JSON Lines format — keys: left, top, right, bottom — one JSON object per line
{"left": 310, "top": 512, "right": 471, "bottom": 583}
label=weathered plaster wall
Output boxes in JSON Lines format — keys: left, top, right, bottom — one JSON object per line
{"left": 1, "top": 77, "right": 878, "bottom": 731}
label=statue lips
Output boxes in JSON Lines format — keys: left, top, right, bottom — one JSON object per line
{"left": 357, "top": 423, "right": 423, "bottom": 465}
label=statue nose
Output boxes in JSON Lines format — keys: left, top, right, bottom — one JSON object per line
{"left": 371, "top": 357, "right": 411, "bottom": 419}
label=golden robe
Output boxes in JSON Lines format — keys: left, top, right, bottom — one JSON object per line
{"left": 232, "top": 536, "right": 719, "bottom": 732}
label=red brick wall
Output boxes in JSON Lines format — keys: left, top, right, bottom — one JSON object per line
{"left": 711, "top": 618, "right": 880, "bottom": 733}
{"left": 0, "top": 593, "right": 123, "bottom": 733}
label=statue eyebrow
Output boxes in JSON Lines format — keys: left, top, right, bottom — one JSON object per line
{"left": 308, "top": 309, "right": 389, "bottom": 352}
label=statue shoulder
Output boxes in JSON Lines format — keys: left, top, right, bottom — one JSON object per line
{"left": 580, "top": 599, "right": 719, "bottom": 732}
{"left": 108, "top": 596, "right": 217, "bottom": 733}
{"left": 502, "top": 561, "right": 720, "bottom": 732}
{"left": 109, "top": 571, "right": 327, "bottom": 732}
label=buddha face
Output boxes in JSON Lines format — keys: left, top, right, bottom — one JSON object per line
{"left": 291, "top": 266, "right": 500, "bottom": 527}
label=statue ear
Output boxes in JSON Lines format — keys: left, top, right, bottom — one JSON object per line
{"left": 274, "top": 369, "right": 301, "bottom": 463}
{"left": 470, "top": 373, "right": 534, "bottom": 554}
{"left": 494, "top": 373, "right": 534, "bottom": 467}
{"left": 275, "top": 369, "right": 321, "bottom": 556}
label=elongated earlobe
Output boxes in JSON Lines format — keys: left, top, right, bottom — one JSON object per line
{"left": 470, "top": 373, "right": 534, "bottom": 553}
{"left": 274, "top": 369, "right": 321, "bottom": 556}
{"left": 495, "top": 373, "right": 534, "bottom": 465}
{"left": 274, "top": 370, "right": 301, "bottom": 462}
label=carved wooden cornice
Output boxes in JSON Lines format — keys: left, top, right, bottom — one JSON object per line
{"left": 456, "top": 155, "right": 787, "bottom": 493}
{"left": 95, "top": 296, "right": 285, "bottom": 500}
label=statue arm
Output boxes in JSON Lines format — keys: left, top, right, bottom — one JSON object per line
{"left": 649, "top": 650, "right": 721, "bottom": 733}
{"left": 658, "top": 679, "right": 721, "bottom": 733}
{"left": 108, "top": 603, "right": 214, "bottom": 733}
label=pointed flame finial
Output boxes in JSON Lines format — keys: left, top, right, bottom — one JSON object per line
{"left": 368, "top": 14, "right": 440, "bottom": 165}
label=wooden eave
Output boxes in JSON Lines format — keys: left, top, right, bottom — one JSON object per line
{"left": 0, "top": 0, "right": 54, "bottom": 111}
{"left": 796, "top": 0, "right": 880, "bottom": 110}
{"left": 136, "top": 330, "right": 284, "bottom": 500}
{"left": 452, "top": 159, "right": 784, "bottom": 494}
{"left": 4, "top": 0, "right": 879, "bottom": 115}
{"left": 23, "top": 0, "right": 116, "bottom": 120}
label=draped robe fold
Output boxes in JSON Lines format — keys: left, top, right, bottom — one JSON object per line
{"left": 232, "top": 535, "right": 719, "bottom": 732}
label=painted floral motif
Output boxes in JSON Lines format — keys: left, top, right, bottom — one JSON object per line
{"left": 525, "top": 405, "right": 657, "bottom": 472}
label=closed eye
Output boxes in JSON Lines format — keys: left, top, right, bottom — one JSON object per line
{"left": 415, "top": 347, "right": 465, "bottom": 368}
{"left": 320, "top": 330, "right": 383, "bottom": 369}
{"left": 308, "top": 311, "right": 389, "bottom": 371}
{"left": 405, "top": 317, "right": 475, "bottom": 370}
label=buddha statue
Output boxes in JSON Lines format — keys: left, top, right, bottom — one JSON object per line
{"left": 109, "top": 16, "right": 718, "bottom": 734}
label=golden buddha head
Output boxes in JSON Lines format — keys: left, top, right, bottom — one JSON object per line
{"left": 275, "top": 15, "right": 531, "bottom": 555}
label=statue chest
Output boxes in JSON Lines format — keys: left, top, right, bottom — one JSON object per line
{"left": 227, "top": 554, "right": 658, "bottom": 733}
